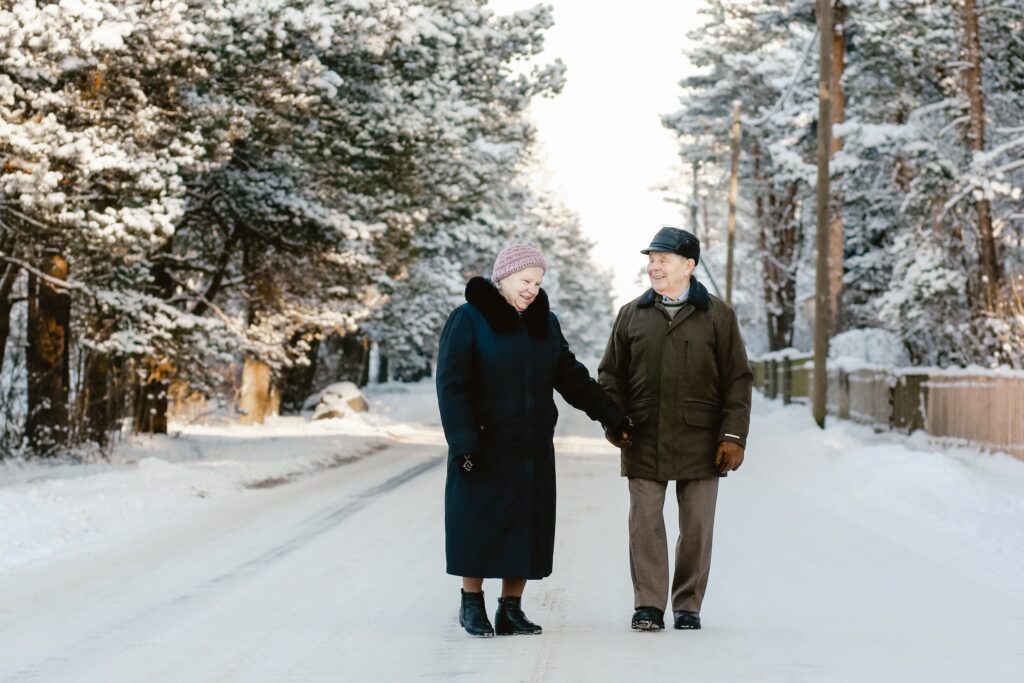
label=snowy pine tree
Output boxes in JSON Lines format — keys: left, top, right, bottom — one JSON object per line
{"left": 1, "top": 0, "right": 588, "bottom": 449}
{"left": 666, "top": 0, "right": 1023, "bottom": 366}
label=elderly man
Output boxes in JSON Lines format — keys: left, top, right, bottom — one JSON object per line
{"left": 599, "top": 227, "right": 752, "bottom": 631}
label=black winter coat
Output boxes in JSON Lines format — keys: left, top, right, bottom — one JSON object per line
{"left": 437, "top": 277, "right": 624, "bottom": 579}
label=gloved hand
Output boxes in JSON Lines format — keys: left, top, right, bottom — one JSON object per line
{"left": 715, "top": 441, "right": 744, "bottom": 474}
{"left": 604, "top": 417, "right": 634, "bottom": 448}
{"left": 459, "top": 453, "right": 477, "bottom": 473}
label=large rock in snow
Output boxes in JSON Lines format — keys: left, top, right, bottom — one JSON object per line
{"left": 305, "top": 382, "right": 370, "bottom": 420}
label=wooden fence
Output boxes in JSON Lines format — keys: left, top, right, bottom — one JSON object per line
{"left": 752, "top": 353, "right": 1024, "bottom": 459}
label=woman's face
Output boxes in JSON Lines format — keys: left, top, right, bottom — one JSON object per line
{"left": 499, "top": 267, "right": 544, "bottom": 312}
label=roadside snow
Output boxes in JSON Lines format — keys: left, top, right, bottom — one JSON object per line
{"left": 0, "top": 382, "right": 440, "bottom": 572}
{"left": 746, "top": 394, "right": 1024, "bottom": 577}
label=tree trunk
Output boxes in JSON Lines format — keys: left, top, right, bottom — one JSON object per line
{"left": 135, "top": 358, "right": 172, "bottom": 434}
{"left": 83, "top": 350, "right": 112, "bottom": 447}
{"left": 336, "top": 333, "right": 372, "bottom": 385}
{"left": 690, "top": 160, "right": 700, "bottom": 238}
{"left": 702, "top": 202, "right": 710, "bottom": 245}
{"left": 828, "top": 1, "right": 846, "bottom": 334}
{"left": 755, "top": 141, "right": 776, "bottom": 349}
{"left": 136, "top": 242, "right": 177, "bottom": 434}
{"left": 725, "top": 101, "right": 741, "bottom": 306}
{"left": 813, "top": 0, "right": 833, "bottom": 428}
{"left": 358, "top": 337, "right": 371, "bottom": 387}
{"left": 26, "top": 253, "right": 71, "bottom": 454}
{"left": 236, "top": 240, "right": 284, "bottom": 423}
{"left": 961, "top": 0, "right": 1000, "bottom": 309}
{"left": 755, "top": 139, "right": 799, "bottom": 351}
{"left": 279, "top": 333, "right": 320, "bottom": 413}
{"left": 377, "top": 351, "right": 389, "bottom": 384}
{"left": 0, "top": 262, "right": 20, "bottom": 372}
{"left": 239, "top": 357, "right": 279, "bottom": 425}
{"left": 761, "top": 185, "right": 799, "bottom": 351}
{"left": 753, "top": 142, "right": 764, "bottom": 224}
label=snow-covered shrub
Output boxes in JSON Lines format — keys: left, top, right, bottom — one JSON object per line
{"left": 829, "top": 328, "right": 911, "bottom": 368}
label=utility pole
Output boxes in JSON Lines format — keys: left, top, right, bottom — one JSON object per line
{"left": 828, "top": 1, "right": 846, "bottom": 334}
{"left": 725, "top": 101, "right": 741, "bottom": 306}
{"left": 813, "top": 0, "right": 833, "bottom": 429}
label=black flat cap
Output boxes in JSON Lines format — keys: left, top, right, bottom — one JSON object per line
{"left": 641, "top": 227, "right": 700, "bottom": 264}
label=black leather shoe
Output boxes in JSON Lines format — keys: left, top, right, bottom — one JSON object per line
{"left": 494, "top": 596, "right": 542, "bottom": 635}
{"left": 673, "top": 610, "right": 702, "bottom": 630}
{"left": 459, "top": 590, "right": 494, "bottom": 637}
{"left": 631, "top": 606, "right": 665, "bottom": 631}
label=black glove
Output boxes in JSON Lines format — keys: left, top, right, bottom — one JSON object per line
{"left": 459, "top": 453, "right": 477, "bottom": 473}
{"left": 604, "top": 417, "right": 634, "bottom": 448}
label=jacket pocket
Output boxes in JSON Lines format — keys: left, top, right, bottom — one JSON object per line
{"left": 682, "top": 400, "right": 721, "bottom": 429}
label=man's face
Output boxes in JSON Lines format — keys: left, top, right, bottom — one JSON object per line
{"left": 647, "top": 252, "right": 694, "bottom": 296}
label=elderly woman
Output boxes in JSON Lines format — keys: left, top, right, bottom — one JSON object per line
{"left": 437, "top": 244, "right": 632, "bottom": 637}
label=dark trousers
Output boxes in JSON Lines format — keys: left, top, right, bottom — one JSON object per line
{"left": 627, "top": 477, "right": 719, "bottom": 613}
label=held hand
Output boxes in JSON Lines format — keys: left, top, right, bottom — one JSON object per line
{"left": 715, "top": 441, "right": 744, "bottom": 474}
{"left": 605, "top": 417, "right": 634, "bottom": 449}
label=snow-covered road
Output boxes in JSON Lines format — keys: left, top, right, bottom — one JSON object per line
{"left": 1, "top": 387, "right": 1022, "bottom": 682}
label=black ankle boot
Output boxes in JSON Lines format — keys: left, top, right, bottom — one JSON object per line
{"left": 673, "top": 610, "right": 702, "bottom": 630}
{"left": 631, "top": 606, "right": 665, "bottom": 631}
{"left": 459, "top": 590, "right": 494, "bottom": 637}
{"left": 494, "top": 596, "right": 543, "bottom": 635}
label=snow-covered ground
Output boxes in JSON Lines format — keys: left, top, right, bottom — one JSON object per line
{"left": 0, "top": 383, "right": 439, "bottom": 572}
{"left": 0, "top": 383, "right": 1021, "bottom": 681}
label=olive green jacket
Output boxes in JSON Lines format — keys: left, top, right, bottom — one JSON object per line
{"left": 598, "top": 278, "right": 753, "bottom": 480}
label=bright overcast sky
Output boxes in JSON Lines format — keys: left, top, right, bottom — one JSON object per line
{"left": 489, "top": 0, "right": 703, "bottom": 306}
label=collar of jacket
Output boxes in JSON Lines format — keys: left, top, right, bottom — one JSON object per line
{"left": 465, "top": 276, "right": 550, "bottom": 338}
{"left": 637, "top": 277, "right": 711, "bottom": 312}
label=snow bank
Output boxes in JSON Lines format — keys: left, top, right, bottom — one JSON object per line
{"left": 0, "top": 381, "right": 440, "bottom": 572}
{"left": 751, "top": 393, "right": 1024, "bottom": 570}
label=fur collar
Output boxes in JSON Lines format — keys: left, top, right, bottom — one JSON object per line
{"left": 636, "top": 276, "right": 711, "bottom": 312}
{"left": 465, "top": 276, "right": 550, "bottom": 338}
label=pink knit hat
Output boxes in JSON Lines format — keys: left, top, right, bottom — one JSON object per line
{"left": 491, "top": 244, "right": 547, "bottom": 283}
